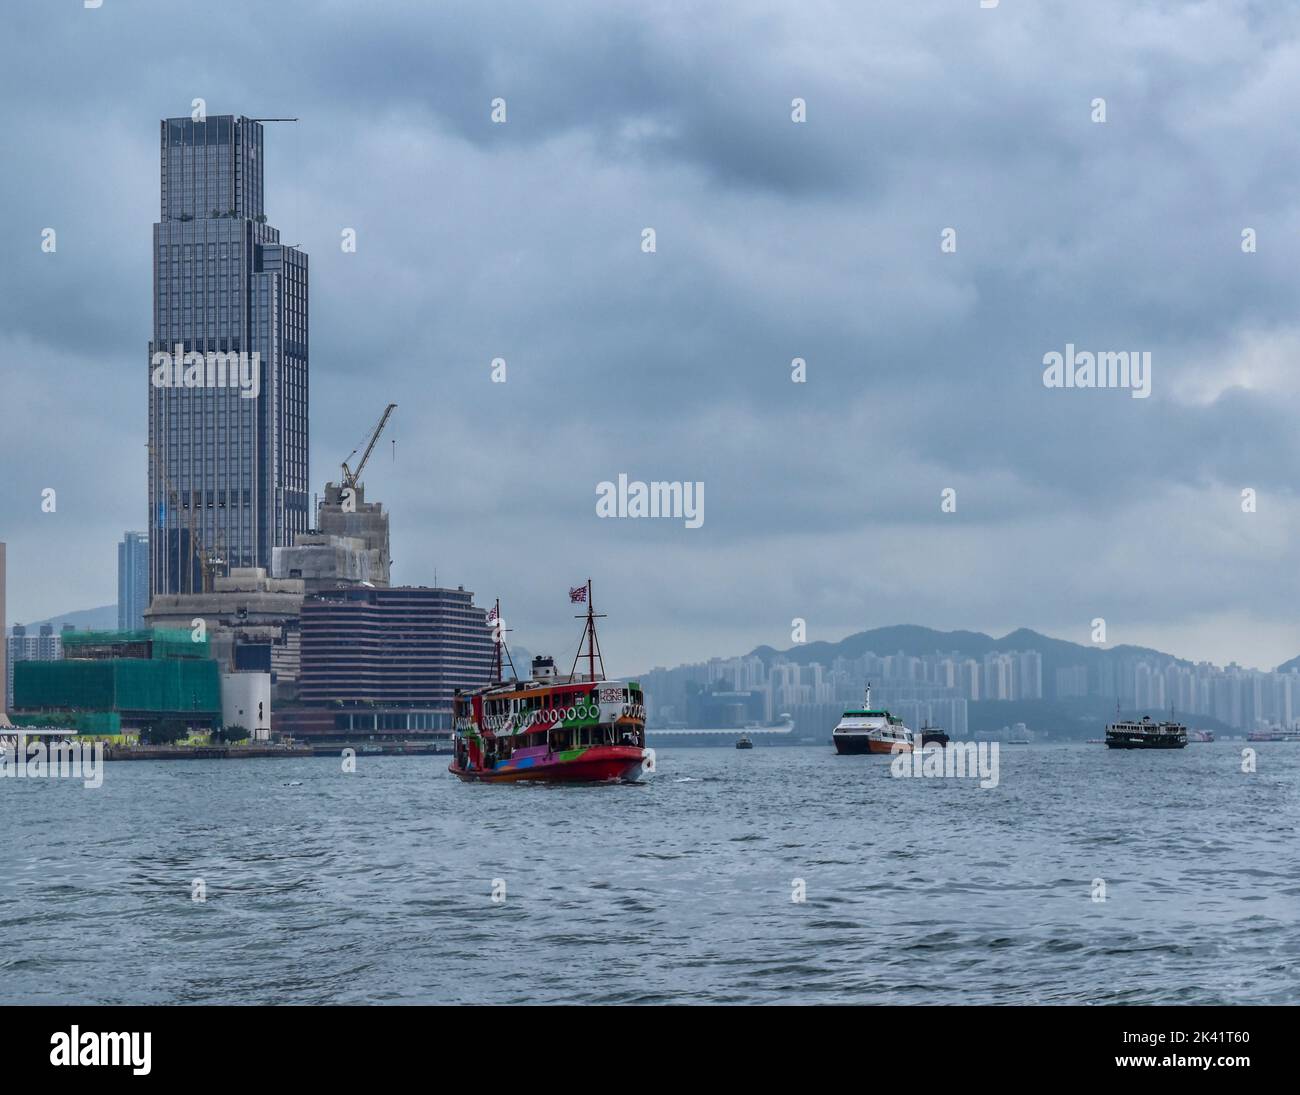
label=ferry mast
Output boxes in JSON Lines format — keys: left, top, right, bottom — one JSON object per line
{"left": 488, "top": 598, "right": 517, "bottom": 683}
{"left": 568, "top": 578, "right": 607, "bottom": 683}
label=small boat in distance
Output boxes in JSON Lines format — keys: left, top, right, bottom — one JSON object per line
{"left": 1105, "top": 714, "right": 1187, "bottom": 750}
{"left": 735, "top": 735, "right": 753, "bottom": 750}
{"left": 1246, "top": 727, "right": 1300, "bottom": 742}
{"left": 832, "top": 684, "right": 913, "bottom": 755}
{"left": 919, "top": 722, "right": 949, "bottom": 747}
{"left": 449, "top": 582, "right": 655, "bottom": 783}
{"left": 1188, "top": 729, "right": 1214, "bottom": 743}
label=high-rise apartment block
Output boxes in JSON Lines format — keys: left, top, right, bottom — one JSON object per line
{"left": 117, "top": 531, "right": 150, "bottom": 629}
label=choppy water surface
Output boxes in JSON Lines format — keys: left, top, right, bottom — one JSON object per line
{"left": 1, "top": 744, "right": 1296, "bottom": 1004}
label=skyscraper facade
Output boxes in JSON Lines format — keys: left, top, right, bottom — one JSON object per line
{"left": 148, "top": 114, "right": 309, "bottom": 597}
{"left": 117, "top": 531, "right": 150, "bottom": 629}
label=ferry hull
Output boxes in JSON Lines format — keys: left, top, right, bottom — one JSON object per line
{"left": 833, "top": 734, "right": 911, "bottom": 755}
{"left": 450, "top": 744, "right": 651, "bottom": 783}
{"left": 1105, "top": 735, "right": 1186, "bottom": 749}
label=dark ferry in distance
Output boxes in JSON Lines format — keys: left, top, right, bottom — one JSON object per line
{"left": 919, "top": 722, "right": 949, "bottom": 747}
{"left": 1105, "top": 714, "right": 1187, "bottom": 750}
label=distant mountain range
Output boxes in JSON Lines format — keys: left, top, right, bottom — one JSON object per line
{"left": 15, "top": 604, "right": 117, "bottom": 633}
{"left": 748, "top": 624, "right": 1217, "bottom": 679}
{"left": 1276, "top": 653, "right": 1300, "bottom": 674}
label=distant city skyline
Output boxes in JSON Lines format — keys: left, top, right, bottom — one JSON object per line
{"left": 641, "top": 634, "right": 1300, "bottom": 735}
{"left": 6, "top": 4, "right": 1300, "bottom": 675}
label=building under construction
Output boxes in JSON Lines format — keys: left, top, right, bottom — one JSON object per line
{"left": 11, "top": 629, "right": 222, "bottom": 736}
{"left": 145, "top": 567, "right": 305, "bottom": 686}
{"left": 273, "top": 480, "right": 389, "bottom": 593}
{"left": 272, "top": 402, "right": 395, "bottom": 594}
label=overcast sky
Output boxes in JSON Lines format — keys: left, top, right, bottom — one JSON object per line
{"left": 3, "top": 1, "right": 1300, "bottom": 674}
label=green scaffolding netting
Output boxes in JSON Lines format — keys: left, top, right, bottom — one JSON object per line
{"left": 60, "top": 628, "right": 211, "bottom": 660}
{"left": 14, "top": 658, "right": 221, "bottom": 715}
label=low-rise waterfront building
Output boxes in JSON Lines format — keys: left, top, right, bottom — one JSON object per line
{"left": 278, "top": 585, "right": 493, "bottom": 743}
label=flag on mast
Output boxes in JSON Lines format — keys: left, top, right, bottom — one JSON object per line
{"left": 569, "top": 585, "right": 587, "bottom": 604}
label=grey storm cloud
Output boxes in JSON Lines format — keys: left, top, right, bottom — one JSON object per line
{"left": 3, "top": 0, "right": 1300, "bottom": 672}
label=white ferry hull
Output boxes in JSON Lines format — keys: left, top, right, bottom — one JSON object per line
{"left": 832, "top": 730, "right": 911, "bottom": 755}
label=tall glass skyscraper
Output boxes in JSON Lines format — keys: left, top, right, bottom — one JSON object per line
{"left": 148, "top": 115, "right": 309, "bottom": 597}
{"left": 117, "top": 531, "right": 150, "bottom": 629}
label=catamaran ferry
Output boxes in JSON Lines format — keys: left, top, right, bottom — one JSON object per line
{"left": 449, "top": 582, "right": 655, "bottom": 784}
{"left": 831, "top": 684, "right": 914, "bottom": 755}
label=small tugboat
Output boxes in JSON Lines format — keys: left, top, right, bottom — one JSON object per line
{"left": 1105, "top": 713, "right": 1187, "bottom": 749}
{"left": 735, "top": 734, "right": 754, "bottom": 750}
{"left": 832, "top": 684, "right": 913, "bottom": 755}
{"left": 449, "top": 582, "right": 655, "bottom": 783}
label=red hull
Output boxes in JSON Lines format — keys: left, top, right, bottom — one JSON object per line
{"left": 450, "top": 744, "right": 646, "bottom": 784}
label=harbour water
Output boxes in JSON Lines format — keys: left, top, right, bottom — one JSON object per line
{"left": 1, "top": 744, "right": 1296, "bottom": 1004}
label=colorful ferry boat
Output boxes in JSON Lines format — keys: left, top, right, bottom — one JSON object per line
{"left": 831, "top": 684, "right": 914, "bottom": 755}
{"left": 449, "top": 582, "right": 655, "bottom": 784}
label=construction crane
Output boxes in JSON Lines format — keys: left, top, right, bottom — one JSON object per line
{"left": 342, "top": 403, "right": 397, "bottom": 489}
